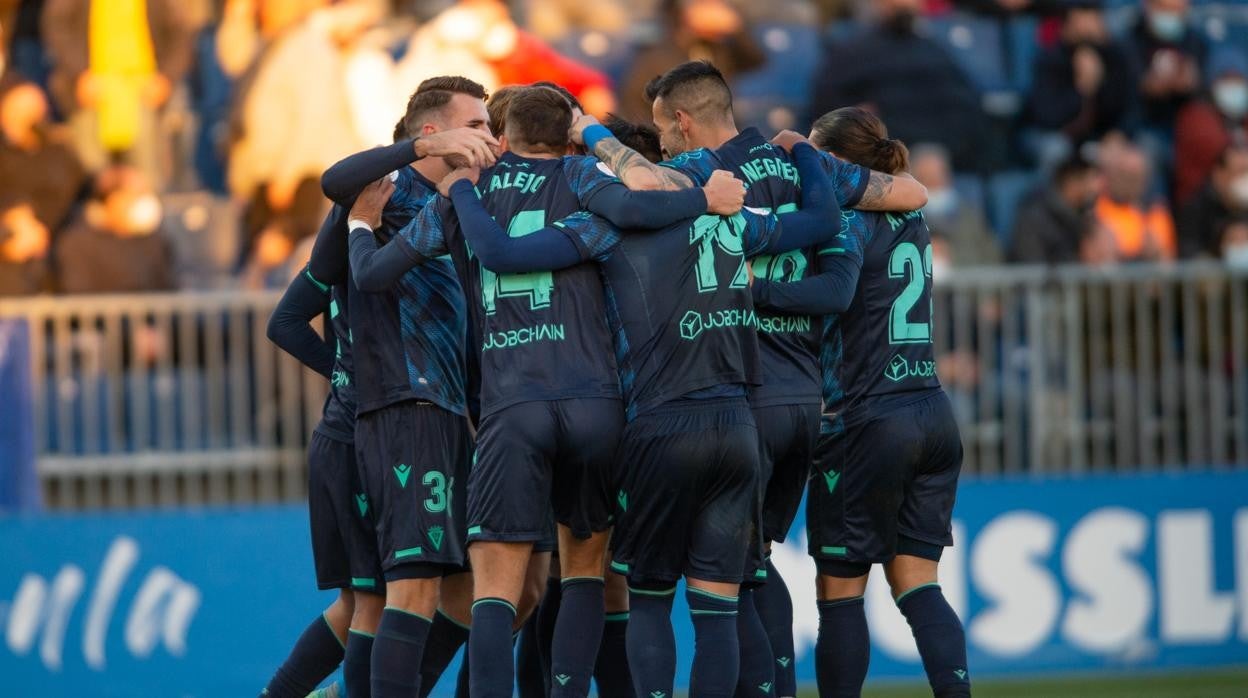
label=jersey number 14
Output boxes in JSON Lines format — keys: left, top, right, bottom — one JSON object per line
{"left": 481, "top": 210, "right": 555, "bottom": 314}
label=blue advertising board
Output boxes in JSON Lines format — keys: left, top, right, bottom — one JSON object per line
{"left": 1, "top": 470, "right": 1246, "bottom": 695}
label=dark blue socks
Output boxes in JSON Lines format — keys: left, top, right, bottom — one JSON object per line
{"left": 469, "top": 598, "right": 518, "bottom": 698}
{"left": 550, "top": 577, "right": 605, "bottom": 698}
{"left": 371, "top": 607, "right": 432, "bottom": 697}
{"left": 735, "top": 588, "right": 776, "bottom": 698}
{"left": 815, "top": 597, "right": 869, "bottom": 698}
{"left": 343, "top": 629, "right": 374, "bottom": 698}
{"left": 517, "top": 611, "right": 546, "bottom": 698}
{"left": 594, "top": 612, "right": 633, "bottom": 698}
{"left": 418, "top": 610, "right": 470, "bottom": 697}
{"left": 626, "top": 586, "right": 677, "bottom": 698}
{"left": 263, "top": 614, "right": 345, "bottom": 697}
{"left": 536, "top": 574, "right": 563, "bottom": 693}
{"left": 897, "top": 584, "right": 971, "bottom": 698}
{"left": 687, "top": 587, "right": 740, "bottom": 698}
{"left": 752, "top": 559, "right": 796, "bottom": 697}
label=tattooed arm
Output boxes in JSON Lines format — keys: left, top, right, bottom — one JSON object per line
{"left": 855, "top": 170, "right": 928, "bottom": 212}
{"left": 571, "top": 115, "right": 695, "bottom": 191}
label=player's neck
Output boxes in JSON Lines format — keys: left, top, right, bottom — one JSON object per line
{"left": 412, "top": 158, "right": 449, "bottom": 186}
{"left": 694, "top": 124, "right": 740, "bottom": 152}
{"left": 511, "top": 148, "right": 559, "bottom": 160}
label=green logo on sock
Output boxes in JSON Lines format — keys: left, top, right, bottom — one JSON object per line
{"left": 823, "top": 469, "right": 840, "bottom": 494}
{"left": 758, "top": 682, "right": 773, "bottom": 693}
{"left": 393, "top": 463, "right": 412, "bottom": 488}
{"left": 355, "top": 493, "right": 368, "bottom": 517}
{"left": 954, "top": 669, "right": 968, "bottom": 680}
{"left": 428, "top": 525, "right": 445, "bottom": 552}
{"left": 649, "top": 692, "right": 666, "bottom": 698}
{"left": 776, "top": 656, "right": 791, "bottom": 668}
{"left": 554, "top": 674, "right": 571, "bottom": 686}
{"left": 617, "top": 490, "right": 628, "bottom": 512}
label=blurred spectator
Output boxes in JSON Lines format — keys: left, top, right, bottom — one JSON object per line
{"left": 806, "top": 0, "right": 986, "bottom": 171}
{"left": 1126, "top": 0, "right": 1205, "bottom": 135}
{"left": 621, "top": 0, "right": 763, "bottom": 122}
{"left": 1219, "top": 216, "right": 1248, "bottom": 269}
{"left": 41, "top": 0, "right": 196, "bottom": 187}
{"left": 911, "top": 143, "right": 1000, "bottom": 266}
{"left": 1093, "top": 139, "right": 1175, "bottom": 261}
{"left": 0, "top": 77, "right": 85, "bottom": 244}
{"left": 1173, "top": 48, "right": 1248, "bottom": 207}
{"left": 525, "top": 0, "right": 628, "bottom": 42}
{"left": 1176, "top": 146, "right": 1248, "bottom": 259}
{"left": 1023, "top": 2, "right": 1134, "bottom": 168}
{"left": 55, "top": 165, "right": 175, "bottom": 293}
{"left": 1008, "top": 155, "right": 1100, "bottom": 264}
{"left": 950, "top": 0, "right": 1063, "bottom": 15}
{"left": 1079, "top": 215, "right": 1119, "bottom": 267}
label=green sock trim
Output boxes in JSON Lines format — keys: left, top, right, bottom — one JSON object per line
{"left": 321, "top": 614, "right": 346, "bottom": 650}
{"left": 604, "top": 612, "right": 630, "bottom": 622}
{"left": 472, "top": 598, "right": 517, "bottom": 614}
{"left": 561, "top": 576, "right": 605, "bottom": 586}
{"left": 383, "top": 606, "right": 433, "bottom": 623}
{"left": 894, "top": 582, "right": 940, "bottom": 606}
{"left": 819, "top": 595, "right": 864, "bottom": 609}
{"left": 436, "top": 608, "right": 471, "bottom": 630}
{"left": 687, "top": 587, "right": 739, "bottom": 603}
{"left": 690, "top": 609, "right": 739, "bottom": 616}
{"left": 628, "top": 586, "right": 677, "bottom": 597}
{"left": 348, "top": 628, "right": 376, "bottom": 639}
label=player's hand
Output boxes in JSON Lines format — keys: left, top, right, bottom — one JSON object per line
{"left": 770, "top": 130, "right": 809, "bottom": 152}
{"left": 702, "top": 169, "right": 746, "bottom": 215}
{"left": 415, "top": 128, "right": 499, "bottom": 170}
{"left": 349, "top": 177, "right": 394, "bottom": 230}
{"left": 569, "top": 114, "right": 602, "bottom": 147}
{"left": 438, "top": 167, "right": 480, "bottom": 198}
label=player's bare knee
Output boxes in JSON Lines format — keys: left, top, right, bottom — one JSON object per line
{"left": 352, "top": 590, "right": 385, "bottom": 633}
{"left": 468, "top": 540, "right": 532, "bottom": 604}
{"left": 686, "top": 577, "right": 740, "bottom": 599}
{"left": 558, "top": 528, "right": 609, "bottom": 578}
{"left": 604, "top": 571, "right": 630, "bottom": 612}
{"left": 385, "top": 576, "right": 441, "bottom": 617}
{"left": 885, "top": 553, "right": 939, "bottom": 599}
{"left": 817, "top": 572, "right": 869, "bottom": 601}
{"left": 439, "top": 571, "right": 474, "bottom": 626}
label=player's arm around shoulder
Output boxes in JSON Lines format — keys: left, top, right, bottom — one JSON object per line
{"left": 570, "top": 114, "right": 695, "bottom": 192}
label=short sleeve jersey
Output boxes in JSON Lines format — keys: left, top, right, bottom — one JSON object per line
{"left": 818, "top": 209, "right": 942, "bottom": 437}
{"left": 348, "top": 166, "right": 469, "bottom": 417}
{"left": 663, "top": 129, "right": 870, "bottom": 407}
{"left": 395, "top": 152, "right": 623, "bottom": 418}
{"left": 599, "top": 208, "right": 782, "bottom": 420}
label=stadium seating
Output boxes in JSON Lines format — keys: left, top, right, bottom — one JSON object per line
{"left": 733, "top": 23, "right": 822, "bottom": 133}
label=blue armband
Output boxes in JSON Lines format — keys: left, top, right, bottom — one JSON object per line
{"left": 582, "top": 124, "right": 614, "bottom": 153}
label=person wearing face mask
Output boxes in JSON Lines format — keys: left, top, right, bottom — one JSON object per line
{"left": 910, "top": 143, "right": 1000, "bottom": 266}
{"left": 1173, "top": 48, "right": 1248, "bottom": 206}
{"left": 1008, "top": 154, "right": 1102, "bottom": 264}
{"left": 806, "top": 0, "right": 987, "bottom": 171}
{"left": 54, "top": 164, "right": 175, "bottom": 294}
{"left": 1023, "top": 1, "right": 1135, "bottom": 169}
{"left": 1126, "top": 0, "right": 1206, "bottom": 135}
{"left": 1217, "top": 216, "right": 1248, "bottom": 270}
{"left": 1177, "top": 145, "right": 1248, "bottom": 259}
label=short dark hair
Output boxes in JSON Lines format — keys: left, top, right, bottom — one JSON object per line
{"left": 603, "top": 114, "right": 662, "bottom": 164}
{"left": 486, "top": 85, "right": 527, "bottom": 138}
{"left": 530, "top": 80, "right": 583, "bottom": 111}
{"left": 393, "top": 76, "right": 488, "bottom": 141}
{"left": 505, "top": 87, "right": 573, "bottom": 155}
{"left": 1053, "top": 154, "right": 1095, "bottom": 186}
{"left": 644, "top": 61, "right": 733, "bottom": 122}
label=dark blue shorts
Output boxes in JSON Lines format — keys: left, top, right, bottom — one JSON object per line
{"left": 468, "top": 398, "right": 623, "bottom": 546}
{"left": 308, "top": 431, "right": 384, "bottom": 593}
{"left": 755, "top": 402, "right": 819, "bottom": 544}
{"left": 609, "top": 398, "right": 761, "bottom": 586}
{"left": 808, "top": 391, "right": 962, "bottom": 573}
{"left": 355, "top": 401, "right": 472, "bottom": 580}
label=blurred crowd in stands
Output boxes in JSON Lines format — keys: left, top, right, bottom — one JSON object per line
{"left": 3, "top": 0, "right": 1248, "bottom": 297}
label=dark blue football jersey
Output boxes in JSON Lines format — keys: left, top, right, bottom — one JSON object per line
{"left": 394, "top": 152, "right": 623, "bottom": 417}
{"left": 819, "top": 209, "right": 941, "bottom": 437}
{"left": 313, "top": 275, "right": 356, "bottom": 442}
{"left": 599, "top": 209, "right": 784, "bottom": 420}
{"left": 663, "top": 129, "right": 870, "bottom": 407}
{"left": 349, "top": 167, "right": 469, "bottom": 417}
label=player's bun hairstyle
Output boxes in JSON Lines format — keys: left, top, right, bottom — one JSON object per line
{"left": 504, "top": 87, "right": 573, "bottom": 155}
{"left": 810, "top": 107, "right": 910, "bottom": 175}
{"left": 644, "top": 60, "right": 733, "bottom": 121}
{"left": 486, "top": 85, "right": 527, "bottom": 138}
{"left": 530, "top": 80, "right": 583, "bottom": 112}
{"left": 603, "top": 114, "right": 663, "bottom": 164}
{"left": 392, "top": 76, "right": 489, "bottom": 142}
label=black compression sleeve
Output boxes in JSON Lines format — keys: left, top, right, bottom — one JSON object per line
{"left": 266, "top": 270, "right": 334, "bottom": 378}
{"left": 581, "top": 183, "right": 708, "bottom": 229}
{"left": 321, "top": 141, "right": 419, "bottom": 203}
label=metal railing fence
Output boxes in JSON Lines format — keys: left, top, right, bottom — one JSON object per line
{"left": 1, "top": 262, "right": 1245, "bottom": 510}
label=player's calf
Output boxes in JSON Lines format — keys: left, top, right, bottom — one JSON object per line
{"left": 372, "top": 574, "right": 441, "bottom": 698}
{"left": 886, "top": 552, "right": 970, "bottom": 698}
{"left": 549, "top": 529, "right": 611, "bottom": 698}
{"left": 468, "top": 541, "right": 533, "bottom": 698}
